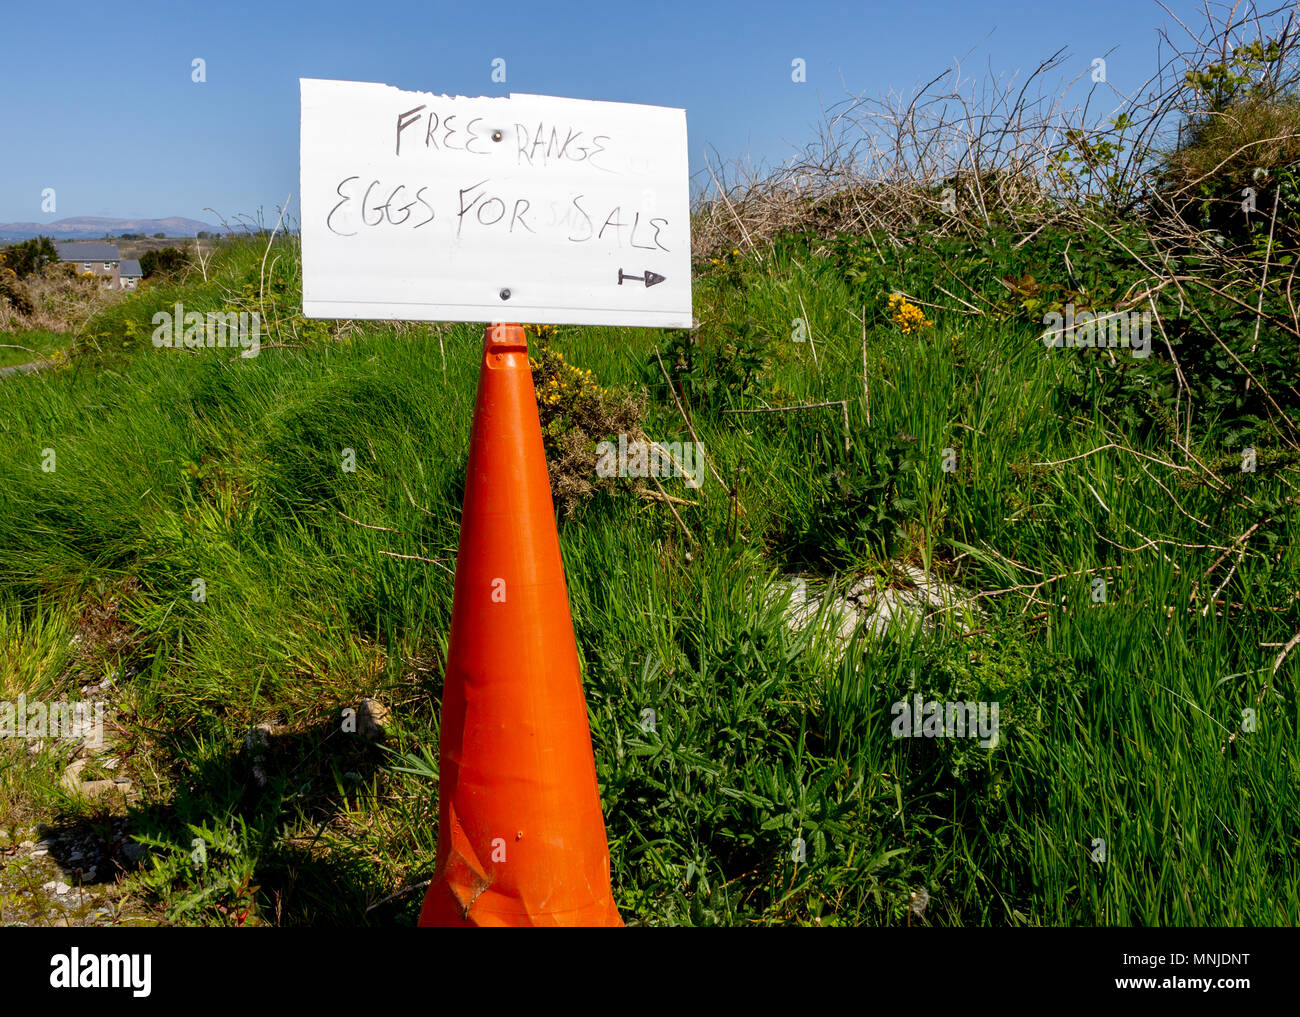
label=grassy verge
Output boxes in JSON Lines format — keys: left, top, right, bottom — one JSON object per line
{"left": 0, "top": 235, "right": 1296, "bottom": 926}
{"left": 0, "top": 329, "right": 70, "bottom": 369}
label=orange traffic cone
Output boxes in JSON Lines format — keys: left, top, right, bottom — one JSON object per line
{"left": 419, "top": 323, "right": 623, "bottom": 927}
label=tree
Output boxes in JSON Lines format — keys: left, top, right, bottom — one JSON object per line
{"left": 0, "top": 236, "right": 58, "bottom": 279}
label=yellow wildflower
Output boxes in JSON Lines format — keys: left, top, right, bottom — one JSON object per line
{"left": 887, "top": 293, "right": 933, "bottom": 334}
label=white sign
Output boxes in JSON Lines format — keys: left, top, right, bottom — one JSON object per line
{"left": 299, "top": 78, "right": 692, "bottom": 328}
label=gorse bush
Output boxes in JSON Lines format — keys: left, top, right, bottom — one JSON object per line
{"left": 528, "top": 325, "right": 645, "bottom": 517}
{"left": 0, "top": 237, "right": 58, "bottom": 279}
{"left": 0, "top": 260, "right": 120, "bottom": 335}
{"left": 139, "top": 246, "right": 193, "bottom": 280}
{"left": 0, "top": 270, "right": 34, "bottom": 317}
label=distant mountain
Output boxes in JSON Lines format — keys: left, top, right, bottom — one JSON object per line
{"left": 0, "top": 216, "right": 223, "bottom": 240}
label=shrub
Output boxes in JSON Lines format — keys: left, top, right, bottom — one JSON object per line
{"left": 140, "top": 246, "right": 193, "bottom": 279}
{"left": 0, "top": 237, "right": 58, "bottom": 279}
{"left": 1159, "top": 96, "right": 1300, "bottom": 243}
{"left": 529, "top": 326, "right": 644, "bottom": 516}
{"left": 649, "top": 319, "right": 770, "bottom": 417}
{"left": 0, "top": 270, "right": 34, "bottom": 317}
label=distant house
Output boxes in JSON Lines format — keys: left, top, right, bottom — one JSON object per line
{"left": 54, "top": 243, "right": 122, "bottom": 288}
{"left": 119, "top": 259, "right": 143, "bottom": 291}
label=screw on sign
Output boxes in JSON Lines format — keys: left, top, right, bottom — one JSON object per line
{"left": 300, "top": 79, "right": 693, "bottom": 925}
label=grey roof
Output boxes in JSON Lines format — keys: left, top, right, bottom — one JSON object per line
{"left": 54, "top": 243, "right": 120, "bottom": 262}
{"left": 119, "top": 259, "right": 142, "bottom": 277}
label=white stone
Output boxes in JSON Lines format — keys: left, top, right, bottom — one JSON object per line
{"left": 60, "top": 759, "right": 88, "bottom": 793}
{"left": 775, "top": 563, "right": 981, "bottom": 660}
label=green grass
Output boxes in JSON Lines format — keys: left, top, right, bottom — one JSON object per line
{"left": 0, "top": 328, "right": 69, "bottom": 369}
{"left": 0, "top": 235, "right": 1296, "bottom": 926}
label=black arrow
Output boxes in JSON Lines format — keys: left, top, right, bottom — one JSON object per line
{"left": 618, "top": 268, "right": 666, "bottom": 288}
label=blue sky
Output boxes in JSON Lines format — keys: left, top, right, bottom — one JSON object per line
{"left": 2, "top": 0, "right": 1206, "bottom": 225}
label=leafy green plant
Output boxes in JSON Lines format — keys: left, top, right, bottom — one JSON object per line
{"left": 771, "top": 428, "right": 921, "bottom": 568}
{"left": 652, "top": 318, "right": 769, "bottom": 416}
